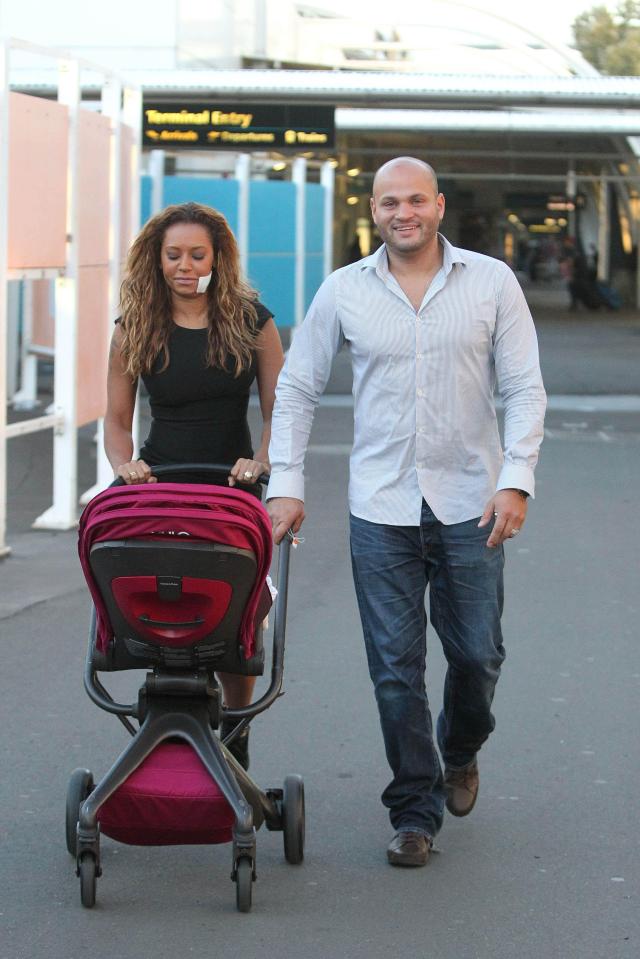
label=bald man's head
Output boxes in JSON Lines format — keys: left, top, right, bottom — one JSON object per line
{"left": 369, "top": 156, "right": 445, "bottom": 259}
{"left": 372, "top": 157, "right": 439, "bottom": 196}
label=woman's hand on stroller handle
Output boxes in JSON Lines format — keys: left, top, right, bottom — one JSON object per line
{"left": 266, "top": 497, "right": 305, "bottom": 544}
{"left": 115, "top": 459, "right": 157, "bottom": 485}
{"left": 228, "top": 457, "right": 270, "bottom": 488}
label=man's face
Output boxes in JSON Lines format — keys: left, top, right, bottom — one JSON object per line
{"left": 370, "top": 163, "right": 445, "bottom": 257}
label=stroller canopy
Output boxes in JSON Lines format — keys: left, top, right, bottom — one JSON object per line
{"left": 78, "top": 483, "right": 273, "bottom": 658}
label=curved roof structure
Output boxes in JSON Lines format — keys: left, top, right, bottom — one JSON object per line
{"left": 288, "top": 0, "right": 596, "bottom": 78}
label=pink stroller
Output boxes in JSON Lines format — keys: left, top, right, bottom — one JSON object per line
{"left": 67, "top": 464, "right": 303, "bottom": 913}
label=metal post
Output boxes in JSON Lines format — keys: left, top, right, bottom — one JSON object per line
{"left": 12, "top": 281, "right": 39, "bottom": 410}
{"left": 566, "top": 163, "right": 577, "bottom": 239}
{"left": 123, "top": 85, "right": 143, "bottom": 457}
{"left": 0, "top": 41, "right": 11, "bottom": 556}
{"left": 292, "top": 157, "right": 307, "bottom": 326}
{"left": 123, "top": 86, "right": 142, "bottom": 239}
{"left": 149, "top": 149, "right": 165, "bottom": 215}
{"left": 33, "top": 58, "right": 80, "bottom": 530}
{"left": 235, "top": 153, "right": 250, "bottom": 273}
{"left": 81, "top": 77, "right": 124, "bottom": 502}
{"left": 320, "top": 161, "right": 335, "bottom": 278}
{"left": 597, "top": 167, "right": 610, "bottom": 283}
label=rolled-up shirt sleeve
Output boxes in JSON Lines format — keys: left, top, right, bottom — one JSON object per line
{"left": 493, "top": 267, "right": 547, "bottom": 498}
{"left": 266, "top": 274, "right": 344, "bottom": 502}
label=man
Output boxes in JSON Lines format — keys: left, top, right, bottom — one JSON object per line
{"left": 266, "top": 157, "right": 546, "bottom": 867}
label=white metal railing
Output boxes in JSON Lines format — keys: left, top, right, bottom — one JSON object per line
{"left": 0, "top": 38, "right": 141, "bottom": 556}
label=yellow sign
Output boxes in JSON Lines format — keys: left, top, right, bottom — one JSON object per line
{"left": 143, "top": 102, "right": 335, "bottom": 150}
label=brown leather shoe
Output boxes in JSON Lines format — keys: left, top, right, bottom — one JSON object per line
{"left": 444, "top": 759, "right": 479, "bottom": 817}
{"left": 387, "top": 831, "right": 432, "bottom": 867}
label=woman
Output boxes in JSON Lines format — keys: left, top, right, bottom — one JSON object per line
{"left": 104, "top": 202, "right": 284, "bottom": 769}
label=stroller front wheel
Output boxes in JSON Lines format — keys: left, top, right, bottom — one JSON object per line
{"left": 235, "top": 857, "right": 253, "bottom": 913}
{"left": 79, "top": 854, "right": 97, "bottom": 908}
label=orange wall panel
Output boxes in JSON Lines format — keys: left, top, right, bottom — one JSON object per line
{"left": 8, "top": 93, "right": 68, "bottom": 269}
{"left": 78, "top": 111, "right": 111, "bottom": 267}
{"left": 76, "top": 265, "right": 110, "bottom": 426}
{"left": 32, "top": 279, "right": 55, "bottom": 349}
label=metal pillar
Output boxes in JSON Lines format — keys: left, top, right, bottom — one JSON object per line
{"left": 566, "top": 164, "right": 577, "bottom": 238}
{"left": 0, "top": 41, "right": 10, "bottom": 556}
{"left": 33, "top": 59, "right": 80, "bottom": 530}
{"left": 597, "top": 168, "right": 610, "bottom": 283}
{"left": 11, "top": 281, "right": 39, "bottom": 410}
{"left": 80, "top": 76, "right": 125, "bottom": 504}
{"left": 235, "top": 153, "right": 250, "bottom": 272}
{"left": 292, "top": 157, "right": 307, "bottom": 326}
{"left": 149, "top": 149, "right": 165, "bottom": 216}
{"left": 320, "top": 161, "right": 335, "bottom": 278}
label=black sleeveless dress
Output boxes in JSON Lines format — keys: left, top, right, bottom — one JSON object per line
{"left": 136, "top": 303, "right": 272, "bottom": 467}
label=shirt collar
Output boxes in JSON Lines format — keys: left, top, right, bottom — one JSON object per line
{"left": 360, "top": 233, "right": 467, "bottom": 279}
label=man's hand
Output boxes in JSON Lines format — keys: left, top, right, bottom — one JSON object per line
{"left": 478, "top": 489, "right": 528, "bottom": 548}
{"left": 267, "top": 497, "right": 305, "bottom": 544}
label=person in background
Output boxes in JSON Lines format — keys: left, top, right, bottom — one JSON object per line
{"left": 345, "top": 232, "right": 363, "bottom": 264}
{"left": 266, "top": 157, "right": 546, "bottom": 867}
{"left": 104, "top": 201, "right": 284, "bottom": 769}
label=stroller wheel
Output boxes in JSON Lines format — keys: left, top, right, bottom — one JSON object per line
{"left": 79, "top": 854, "right": 97, "bottom": 908}
{"left": 66, "top": 768, "right": 94, "bottom": 856}
{"left": 235, "top": 857, "right": 253, "bottom": 913}
{"left": 282, "top": 775, "right": 305, "bottom": 865}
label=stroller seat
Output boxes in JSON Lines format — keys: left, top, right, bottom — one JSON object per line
{"left": 97, "top": 742, "right": 235, "bottom": 845}
{"left": 89, "top": 538, "right": 271, "bottom": 673}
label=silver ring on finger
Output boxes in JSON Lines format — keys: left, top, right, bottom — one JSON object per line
{"left": 243, "top": 470, "right": 253, "bottom": 480}
{"left": 510, "top": 528, "right": 520, "bottom": 537}
{"left": 129, "top": 471, "right": 137, "bottom": 479}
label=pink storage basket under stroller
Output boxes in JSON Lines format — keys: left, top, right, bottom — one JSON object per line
{"left": 66, "top": 464, "right": 304, "bottom": 913}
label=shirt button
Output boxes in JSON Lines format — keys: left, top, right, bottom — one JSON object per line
{"left": 416, "top": 352, "right": 424, "bottom": 360}
{"left": 417, "top": 389, "right": 425, "bottom": 397}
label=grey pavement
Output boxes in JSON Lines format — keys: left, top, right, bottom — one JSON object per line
{"left": 1, "top": 289, "right": 639, "bottom": 958}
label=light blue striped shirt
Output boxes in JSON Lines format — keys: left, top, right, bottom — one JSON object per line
{"left": 267, "top": 235, "right": 546, "bottom": 525}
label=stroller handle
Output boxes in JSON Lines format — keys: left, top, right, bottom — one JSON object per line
{"left": 112, "top": 462, "right": 269, "bottom": 488}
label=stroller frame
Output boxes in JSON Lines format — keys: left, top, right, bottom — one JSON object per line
{"left": 68, "top": 465, "right": 302, "bottom": 913}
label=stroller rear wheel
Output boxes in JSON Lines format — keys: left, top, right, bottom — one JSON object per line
{"left": 234, "top": 857, "right": 253, "bottom": 913}
{"left": 79, "top": 854, "right": 97, "bottom": 908}
{"left": 66, "top": 768, "right": 94, "bottom": 856}
{"left": 282, "top": 775, "right": 305, "bottom": 864}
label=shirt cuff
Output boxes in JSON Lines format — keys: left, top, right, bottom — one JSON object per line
{"left": 265, "top": 471, "right": 305, "bottom": 502}
{"left": 496, "top": 463, "right": 536, "bottom": 499}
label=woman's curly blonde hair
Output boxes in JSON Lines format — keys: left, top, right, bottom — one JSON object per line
{"left": 118, "top": 202, "right": 260, "bottom": 378}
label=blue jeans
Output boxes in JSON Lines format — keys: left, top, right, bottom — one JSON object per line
{"left": 349, "top": 501, "right": 505, "bottom": 838}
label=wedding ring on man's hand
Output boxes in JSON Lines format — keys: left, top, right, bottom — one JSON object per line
{"left": 243, "top": 471, "right": 253, "bottom": 480}
{"left": 510, "top": 528, "right": 520, "bottom": 537}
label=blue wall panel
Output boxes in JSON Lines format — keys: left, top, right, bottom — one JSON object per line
{"left": 162, "top": 177, "right": 239, "bottom": 234}
{"left": 248, "top": 181, "right": 296, "bottom": 326}
{"left": 249, "top": 182, "right": 296, "bottom": 253}
{"left": 305, "top": 184, "right": 324, "bottom": 253}
{"left": 140, "top": 175, "right": 152, "bottom": 225}
{"left": 248, "top": 255, "right": 295, "bottom": 328}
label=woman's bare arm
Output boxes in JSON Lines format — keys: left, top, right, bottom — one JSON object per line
{"left": 104, "top": 326, "right": 154, "bottom": 483}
